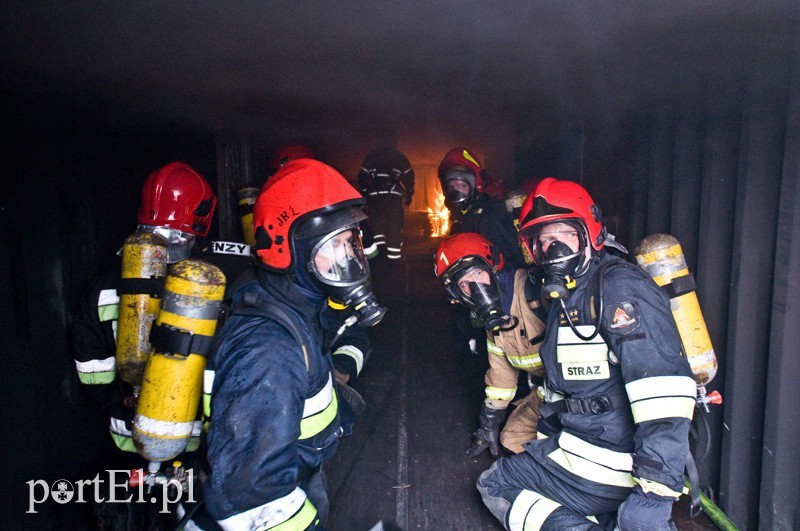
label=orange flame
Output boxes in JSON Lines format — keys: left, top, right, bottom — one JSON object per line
{"left": 427, "top": 192, "right": 450, "bottom": 237}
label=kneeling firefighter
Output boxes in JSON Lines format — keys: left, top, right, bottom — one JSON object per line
{"left": 477, "top": 177, "right": 696, "bottom": 531}
{"left": 435, "top": 233, "right": 547, "bottom": 458}
{"left": 196, "top": 159, "right": 386, "bottom": 530}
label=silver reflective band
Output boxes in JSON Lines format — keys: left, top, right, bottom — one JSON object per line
{"left": 303, "top": 373, "right": 334, "bottom": 417}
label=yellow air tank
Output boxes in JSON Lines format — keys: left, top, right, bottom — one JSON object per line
{"left": 634, "top": 234, "right": 718, "bottom": 391}
{"left": 237, "top": 185, "right": 260, "bottom": 246}
{"left": 115, "top": 231, "right": 168, "bottom": 388}
{"left": 133, "top": 259, "right": 226, "bottom": 461}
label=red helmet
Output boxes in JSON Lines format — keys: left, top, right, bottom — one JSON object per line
{"left": 434, "top": 232, "right": 504, "bottom": 299}
{"left": 137, "top": 162, "right": 216, "bottom": 237}
{"left": 269, "top": 144, "right": 315, "bottom": 171}
{"left": 253, "top": 159, "right": 366, "bottom": 273}
{"left": 517, "top": 177, "right": 607, "bottom": 264}
{"left": 437, "top": 147, "right": 486, "bottom": 193}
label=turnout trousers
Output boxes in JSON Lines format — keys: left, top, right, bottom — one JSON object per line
{"left": 367, "top": 194, "right": 404, "bottom": 261}
{"left": 477, "top": 451, "right": 624, "bottom": 531}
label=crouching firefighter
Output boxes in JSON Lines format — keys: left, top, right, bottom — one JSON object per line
{"left": 434, "top": 233, "right": 547, "bottom": 458}
{"left": 185, "top": 159, "right": 386, "bottom": 530}
{"left": 477, "top": 178, "right": 696, "bottom": 531}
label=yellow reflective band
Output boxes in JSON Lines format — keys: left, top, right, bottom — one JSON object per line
{"left": 548, "top": 432, "right": 634, "bottom": 488}
{"left": 98, "top": 304, "right": 119, "bottom": 322}
{"left": 299, "top": 391, "right": 338, "bottom": 440}
{"left": 558, "top": 432, "right": 633, "bottom": 471}
{"left": 548, "top": 448, "right": 635, "bottom": 488}
{"left": 635, "top": 477, "right": 682, "bottom": 499}
{"left": 333, "top": 345, "right": 365, "bottom": 375}
{"left": 268, "top": 499, "right": 318, "bottom": 531}
{"left": 556, "top": 343, "right": 609, "bottom": 363}
{"left": 203, "top": 393, "right": 212, "bottom": 419}
{"left": 505, "top": 352, "right": 543, "bottom": 369}
{"left": 185, "top": 436, "right": 200, "bottom": 453}
{"left": 485, "top": 386, "right": 517, "bottom": 401}
{"left": 218, "top": 487, "right": 317, "bottom": 531}
{"left": 626, "top": 375, "right": 697, "bottom": 402}
{"left": 508, "top": 490, "right": 561, "bottom": 531}
{"left": 110, "top": 432, "right": 138, "bottom": 453}
{"left": 78, "top": 371, "right": 116, "bottom": 384}
{"left": 630, "top": 396, "right": 696, "bottom": 423}
{"left": 487, "top": 340, "right": 504, "bottom": 356}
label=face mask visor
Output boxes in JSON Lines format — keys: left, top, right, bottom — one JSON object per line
{"left": 308, "top": 226, "right": 370, "bottom": 288}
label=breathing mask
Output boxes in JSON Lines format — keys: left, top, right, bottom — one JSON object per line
{"left": 451, "top": 265, "right": 516, "bottom": 332}
{"left": 539, "top": 240, "right": 581, "bottom": 300}
{"left": 443, "top": 170, "right": 475, "bottom": 212}
{"left": 307, "top": 226, "right": 387, "bottom": 329}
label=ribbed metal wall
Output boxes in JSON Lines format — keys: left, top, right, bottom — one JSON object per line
{"left": 560, "top": 45, "right": 799, "bottom": 531}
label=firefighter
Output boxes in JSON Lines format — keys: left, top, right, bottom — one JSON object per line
{"left": 477, "top": 178, "right": 696, "bottom": 531}
{"left": 266, "top": 144, "right": 374, "bottom": 423}
{"left": 200, "top": 159, "right": 386, "bottom": 529}
{"left": 71, "top": 162, "right": 252, "bottom": 526}
{"left": 357, "top": 145, "right": 415, "bottom": 262}
{"left": 435, "top": 233, "right": 547, "bottom": 458}
{"left": 438, "top": 147, "right": 524, "bottom": 270}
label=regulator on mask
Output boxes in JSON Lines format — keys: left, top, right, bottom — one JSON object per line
{"left": 307, "top": 226, "right": 387, "bottom": 336}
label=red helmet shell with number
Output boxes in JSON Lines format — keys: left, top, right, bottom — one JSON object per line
{"left": 437, "top": 147, "right": 486, "bottom": 193}
{"left": 253, "top": 159, "right": 365, "bottom": 273}
{"left": 137, "top": 162, "right": 217, "bottom": 237}
{"left": 269, "top": 145, "right": 316, "bottom": 170}
{"left": 434, "top": 232, "right": 505, "bottom": 278}
{"left": 518, "top": 177, "right": 606, "bottom": 261}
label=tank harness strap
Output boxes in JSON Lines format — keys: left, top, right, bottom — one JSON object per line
{"left": 231, "top": 292, "right": 312, "bottom": 371}
{"left": 149, "top": 324, "right": 215, "bottom": 358}
{"left": 117, "top": 277, "right": 164, "bottom": 297}
{"left": 539, "top": 394, "right": 630, "bottom": 417}
{"left": 684, "top": 447, "right": 703, "bottom": 517}
{"left": 660, "top": 273, "right": 696, "bottom": 299}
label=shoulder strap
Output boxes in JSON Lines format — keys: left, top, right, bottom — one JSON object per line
{"left": 231, "top": 292, "right": 312, "bottom": 371}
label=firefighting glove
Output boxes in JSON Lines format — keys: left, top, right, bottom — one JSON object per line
{"left": 403, "top": 195, "right": 412, "bottom": 206}
{"left": 616, "top": 488, "right": 676, "bottom": 531}
{"left": 465, "top": 403, "right": 506, "bottom": 459}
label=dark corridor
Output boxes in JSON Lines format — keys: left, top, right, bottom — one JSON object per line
{"left": 3, "top": 2, "right": 800, "bottom": 530}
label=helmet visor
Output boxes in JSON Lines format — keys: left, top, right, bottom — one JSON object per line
{"left": 309, "top": 227, "right": 370, "bottom": 286}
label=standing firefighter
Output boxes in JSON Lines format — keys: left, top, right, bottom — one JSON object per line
{"left": 477, "top": 178, "right": 696, "bottom": 531}
{"left": 199, "top": 159, "right": 386, "bottom": 529}
{"left": 72, "top": 162, "right": 254, "bottom": 528}
{"left": 435, "top": 233, "right": 547, "bottom": 458}
{"left": 73, "top": 162, "right": 218, "bottom": 460}
{"left": 357, "top": 145, "right": 415, "bottom": 262}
